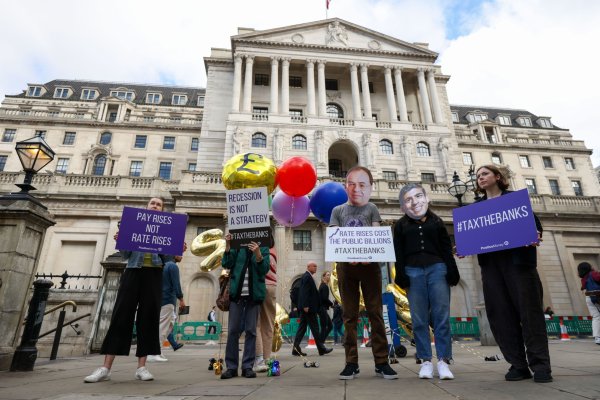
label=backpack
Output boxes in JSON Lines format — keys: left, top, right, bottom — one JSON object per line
{"left": 585, "top": 274, "right": 600, "bottom": 304}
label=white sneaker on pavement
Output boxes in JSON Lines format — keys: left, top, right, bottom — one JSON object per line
{"left": 595, "top": 337, "right": 600, "bottom": 345}
{"left": 253, "top": 359, "right": 269, "bottom": 373}
{"left": 84, "top": 367, "right": 111, "bottom": 383}
{"left": 437, "top": 360, "right": 455, "bottom": 380}
{"left": 147, "top": 354, "right": 168, "bottom": 362}
{"left": 135, "top": 366, "right": 154, "bottom": 381}
{"left": 419, "top": 361, "right": 434, "bottom": 379}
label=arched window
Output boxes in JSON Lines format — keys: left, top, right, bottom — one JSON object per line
{"left": 491, "top": 152, "right": 502, "bottom": 164}
{"left": 416, "top": 141, "right": 430, "bottom": 157}
{"left": 92, "top": 154, "right": 107, "bottom": 175}
{"left": 379, "top": 139, "right": 393, "bottom": 155}
{"left": 251, "top": 132, "right": 267, "bottom": 148}
{"left": 99, "top": 131, "right": 112, "bottom": 145}
{"left": 292, "top": 134, "right": 307, "bottom": 150}
{"left": 326, "top": 103, "right": 344, "bottom": 119}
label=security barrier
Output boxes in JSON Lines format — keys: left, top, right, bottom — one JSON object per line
{"left": 173, "top": 321, "right": 221, "bottom": 341}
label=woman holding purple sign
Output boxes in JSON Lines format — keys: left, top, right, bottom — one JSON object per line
{"left": 474, "top": 165, "right": 552, "bottom": 383}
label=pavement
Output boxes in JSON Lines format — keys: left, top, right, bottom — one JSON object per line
{"left": 1, "top": 338, "right": 600, "bottom": 400}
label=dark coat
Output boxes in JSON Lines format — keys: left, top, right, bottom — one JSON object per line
{"left": 221, "top": 247, "right": 270, "bottom": 303}
{"left": 332, "top": 303, "right": 343, "bottom": 326}
{"left": 298, "top": 271, "right": 321, "bottom": 313}
{"left": 319, "top": 282, "right": 333, "bottom": 310}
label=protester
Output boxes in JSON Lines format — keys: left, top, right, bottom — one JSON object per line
{"left": 393, "top": 183, "right": 459, "bottom": 380}
{"left": 220, "top": 234, "right": 270, "bottom": 379}
{"left": 330, "top": 166, "right": 398, "bottom": 380}
{"left": 473, "top": 164, "right": 552, "bottom": 383}
{"left": 318, "top": 271, "right": 334, "bottom": 343}
{"left": 254, "top": 243, "right": 278, "bottom": 373}
{"left": 84, "top": 197, "right": 171, "bottom": 383}
{"left": 332, "top": 300, "right": 344, "bottom": 345}
{"left": 577, "top": 262, "right": 600, "bottom": 345}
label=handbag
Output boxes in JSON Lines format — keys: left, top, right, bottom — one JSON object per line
{"left": 216, "top": 272, "right": 230, "bottom": 311}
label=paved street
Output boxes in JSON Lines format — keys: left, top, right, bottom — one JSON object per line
{"left": 1, "top": 339, "right": 599, "bottom": 400}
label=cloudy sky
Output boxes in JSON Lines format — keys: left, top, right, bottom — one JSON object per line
{"left": 1, "top": 0, "right": 598, "bottom": 165}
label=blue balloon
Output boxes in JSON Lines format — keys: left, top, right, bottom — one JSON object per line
{"left": 309, "top": 182, "right": 348, "bottom": 223}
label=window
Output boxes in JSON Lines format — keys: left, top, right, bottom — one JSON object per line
{"left": 549, "top": 179, "right": 560, "bottom": 195}
{"left": 63, "top": 132, "right": 76, "bottom": 145}
{"left": 92, "top": 154, "right": 107, "bottom": 175}
{"left": 159, "top": 162, "right": 172, "bottom": 180}
{"left": 486, "top": 132, "right": 497, "bottom": 143}
{"left": 565, "top": 157, "right": 575, "bottom": 170}
{"left": 191, "top": 137, "right": 199, "bottom": 151}
{"left": 525, "top": 178, "right": 537, "bottom": 195}
{"left": 462, "top": 152, "right": 473, "bottom": 165}
{"left": 542, "top": 156, "right": 553, "bottom": 169}
{"left": 81, "top": 89, "right": 97, "bottom": 100}
{"left": 110, "top": 91, "right": 134, "bottom": 101}
{"left": 293, "top": 230, "right": 312, "bottom": 251}
{"left": 519, "top": 155, "right": 531, "bottom": 168}
{"left": 55, "top": 158, "right": 69, "bottom": 174}
{"left": 143, "top": 115, "right": 154, "bottom": 123}
{"left": 326, "top": 103, "right": 344, "bottom": 119}
{"left": 491, "top": 152, "right": 502, "bottom": 164}
{"left": 572, "top": 180, "right": 583, "bottom": 196}
{"left": 172, "top": 94, "right": 187, "bottom": 105}
{"left": 451, "top": 112, "right": 459, "bottom": 123}
{"left": 497, "top": 115, "right": 511, "bottom": 125}
{"left": 188, "top": 162, "right": 197, "bottom": 171}
{"left": 254, "top": 73, "right": 270, "bottom": 86}
{"left": 146, "top": 93, "right": 161, "bottom": 104}
{"left": 517, "top": 116, "right": 532, "bottom": 127}
{"left": 54, "top": 88, "right": 69, "bottom": 98}
{"left": 383, "top": 171, "right": 397, "bottom": 181}
{"left": 2, "top": 129, "right": 16, "bottom": 142}
{"left": 290, "top": 109, "right": 303, "bottom": 117}
{"left": 35, "top": 130, "right": 46, "bottom": 139}
{"left": 420, "top": 173, "right": 434, "bottom": 183}
{"left": 325, "top": 79, "right": 338, "bottom": 91}
{"left": 253, "top": 106, "right": 268, "bottom": 114}
{"left": 99, "top": 132, "right": 112, "bottom": 145}
{"left": 129, "top": 161, "right": 143, "bottom": 177}
{"left": 252, "top": 132, "right": 267, "bottom": 148}
{"left": 27, "top": 86, "right": 42, "bottom": 97}
{"left": 197, "top": 95, "right": 205, "bottom": 106}
{"left": 292, "top": 135, "right": 307, "bottom": 150}
{"left": 134, "top": 135, "right": 147, "bottom": 148}
{"left": 108, "top": 112, "right": 117, "bottom": 122}
{"left": 466, "top": 113, "right": 487, "bottom": 123}
{"left": 538, "top": 118, "right": 552, "bottom": 128}
{"left": 379, "top": 139, "right": 393, "bottom": 155}
{"left": 289, "top": 76, "right": 302, "bottom": 88}
{"left": 416, "top": 141, "right": 430, "bottom": 157}
{"left": 163, "top": 136, "right": 176, "bottom": 150}
{"left": 0, "top": 155, "right": 7, "bottom": 171}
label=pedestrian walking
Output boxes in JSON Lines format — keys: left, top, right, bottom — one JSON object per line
{"left": 318, "top": 271, "right": 334, "bottom": 343}
{"left": 578, "top": 262, "right": 600, "bottom": 345}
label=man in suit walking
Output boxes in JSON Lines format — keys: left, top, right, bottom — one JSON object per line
{"left": 292, "top": 262, "right": 333, "bottom": 357}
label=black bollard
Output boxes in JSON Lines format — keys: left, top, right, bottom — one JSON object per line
{"left": 10, "top": 279, "right": 53, "bottom": 371}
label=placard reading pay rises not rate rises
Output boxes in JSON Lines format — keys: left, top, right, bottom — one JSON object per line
{"left": 226, "top": 187, "right": 272, "bottom": 249}
{"left": 325, "top": 226, "right": 396, "bottom": 262}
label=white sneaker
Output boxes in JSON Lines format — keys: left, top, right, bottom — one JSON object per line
{"left": 84, "top": 367, "right": 111, "bottom": 383}
{"left": 419, "top": 361, "right": 434, "bottom": 379}
{"left": 595, "top": 337, "right": 600, "bottom": 345}
{"left": 437, "top": 360, "right": 454, "bottom": 380}
{"left": 147, "top": 354, "right": 168, "bottom": 362}
{"left": 253, "top": 359, "right": 269, "bottom": 373}
{"left": 135, "top": 366, "right": 154, "bottom": 381}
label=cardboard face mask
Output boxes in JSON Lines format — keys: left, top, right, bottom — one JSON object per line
{"left": 345, "top": 169, "right": 373, "bottom": 207}
{"left": 401, "top": 188, "right": 429, "bottom": 220}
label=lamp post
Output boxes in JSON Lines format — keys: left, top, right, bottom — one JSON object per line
{"left": 465, "top": 165, "right": 481, "bottom": 201}
{"left": 447, "top": 171, "right": 467, "bottom": 206}
{"left": 14, "top": 135, "right": 55, "bottom": 194}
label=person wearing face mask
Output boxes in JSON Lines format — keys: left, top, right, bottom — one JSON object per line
{"left": 393, "top": 183, "right": 460, "bottom": 380}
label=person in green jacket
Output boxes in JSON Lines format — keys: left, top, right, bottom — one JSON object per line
{"left": 220, "top": 233, "right": 270, "bottom": 379}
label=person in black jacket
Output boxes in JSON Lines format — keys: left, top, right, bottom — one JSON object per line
{"left": 474, "top": 164, "right": 552, "bottom": 383}
{"left": 292, "top": 262, "right": 333, "bottom": 356}
{"left": 332, "top": 300, "right": 344, "bottom": 344}
{"left": 318, "top": 271, "right": 334, "bottom": 343}
{"left": 394, "top": 183, "right": 459, "bottom": 380}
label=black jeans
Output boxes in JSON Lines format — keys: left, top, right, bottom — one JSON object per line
{"left": 292, "top": 310, "right": 326, "bottom": 352}
{"left": 318, "top": 308, "right": 333, "bottom": 343}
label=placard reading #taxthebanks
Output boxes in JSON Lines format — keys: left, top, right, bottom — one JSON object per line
{"left": 453, "top": 189, "right": 538, "bottom": 256}
{"left": 226, "top": 187, "right": 272, "bottom": 249}
{"left": 325, "top": 227, "right": 396, "bottom": 262}
{"left": 116, "top": 207, "right": 188, "bottom": 256}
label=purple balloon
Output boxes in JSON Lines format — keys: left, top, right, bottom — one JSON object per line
{"left": 271, "top": 191, "right": 310, "bottom": 227}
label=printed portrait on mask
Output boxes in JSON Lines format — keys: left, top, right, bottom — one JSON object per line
{"left": 399, "top": 184, "right": 430, "bottom": 220}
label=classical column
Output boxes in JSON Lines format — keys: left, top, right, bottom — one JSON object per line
{"left": 242, "top": 55, "right": 255, "bottom": 113}
{"left": 280, "top": 58, "right": 290, "bottom": 116}
{"left": 349, "top": 63, "right": 361, "bottom": 120}
{"left": 306, "top": 60, "right": 316, "bottom": 116}
{"left": 393, "top": 67, "right": 408, "bottom": 121}
{"left": 317, "top": 60, "right": 327, "bottom": 117}
{"left": 384, "top": 66, "right": 397, "bottom": 122}
{"left": 270, "top": 57, "right": 279, "bottom": 114}
{"left": 231, "top": 54, "right": 243, "bottom": 112}
{"left": 360, "top": 64, "right": 372, "bottom": 119}
{"left": 427, "top": 69, "right": 443, "bottom": 123}
{"left": 417, "top": 68, "right": 432, "bottom": 124}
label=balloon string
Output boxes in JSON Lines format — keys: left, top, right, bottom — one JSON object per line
{"left": 289, "top": 198, "right": 295, "bottom": 225}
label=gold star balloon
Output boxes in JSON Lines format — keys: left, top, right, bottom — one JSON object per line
{"left": 222, "top": 153, "right": 278, "bottom": 194}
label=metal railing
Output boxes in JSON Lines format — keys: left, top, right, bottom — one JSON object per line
{"left": 35, "top": 271, "right": 103, "bottom": 290}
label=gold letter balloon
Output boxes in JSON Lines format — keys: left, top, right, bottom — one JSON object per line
{"left": 191, "top": 229, "right": 226, "bottom": 272}
{"left": 222, "top": 153, "right": 278, "bottom": 194}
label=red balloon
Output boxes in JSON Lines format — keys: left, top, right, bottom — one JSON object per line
{"left": 277, "top": 157, "right": 317, "bottom": 197}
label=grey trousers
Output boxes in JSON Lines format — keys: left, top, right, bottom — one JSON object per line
{"left": 225, "top": 297, "right": 260, "bottom": 371}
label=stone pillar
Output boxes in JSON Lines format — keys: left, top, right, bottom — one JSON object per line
{"left": 427, "top": 69, "right": 443, "bottom": 123}
{"left": 384, "top": 66, "right": 397, "bottom": 122}
{"left": 0, "top": 197, "right": 55, "bottom": 370}
{"left": 270, "top": 57, "right": 279, "bottom": 115}
{"left": 349, "top": 63, "right": 361, "bottom": 120}
{"left": 360, "top": 64, "right": 372, "bottom": 119}
{"left": 317, "top": 60, "right": 327, "bottom": 117}
{"left": 242, "top": 55, "right": 255, "bottom": 113}
{"left": 306, "top": 60, "right": 316, "bottom": 116}
{"left": 417, "top": 68, "right": 433, "bottom": 124}
{"left": 394, "top": 67, "right": 408, "bottom": 122}
{"left": 231, "top": 54, "right": 243, "bottom": 112}
{"left": 280, "top": 58, "right": 290, "bottom": 116}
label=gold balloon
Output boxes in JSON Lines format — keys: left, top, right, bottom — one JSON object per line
{"left": 222, "top": 153, "right": 278, "bottom": 194}
{"left": 272, "top": 303, "right": 289, "bottom": 353}
{"left": 191, "top": 229, "right": 226, "bottom": 272}
{"left": 329, "top": 263, "right": 365, "bottom": 309}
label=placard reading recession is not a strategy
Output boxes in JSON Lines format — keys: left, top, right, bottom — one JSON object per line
{"left": 226, "top": 187, "right": 272, "bottom": 249}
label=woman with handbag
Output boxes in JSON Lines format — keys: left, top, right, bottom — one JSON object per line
{"left": 578, "top": 262, "right": 600, "bottom": 345}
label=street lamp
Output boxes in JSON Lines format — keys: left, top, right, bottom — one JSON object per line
{"left": 447, "top": 171, "right": 467, "bottom": 206}
{"left": 14, "top": 135, "right": 55, "bottom": 194}
{"left": 466, "top": 164, "right": 481, "bottom": 201}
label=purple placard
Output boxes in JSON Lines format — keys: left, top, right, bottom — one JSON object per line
{"left": 116, "top": 207, "right": 188, "bottom": 256}
{"left": 453, "top": 189, "right": 538, "bottom": 256}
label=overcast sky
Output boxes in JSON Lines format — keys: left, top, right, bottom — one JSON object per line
{"left": 1, "top": 0, "right": 598, "bottom": 166}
